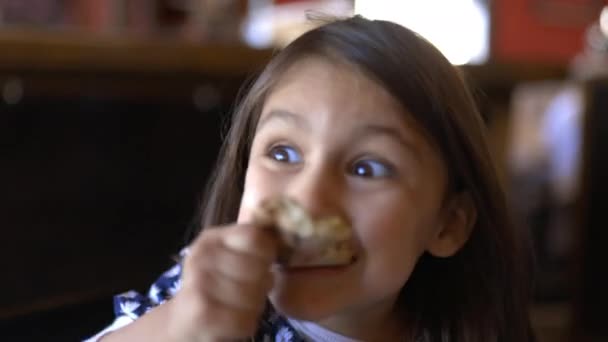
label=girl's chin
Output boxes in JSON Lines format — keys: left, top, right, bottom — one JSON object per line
{"left": 268, "top": 291, "right": 338, "bottom": 322}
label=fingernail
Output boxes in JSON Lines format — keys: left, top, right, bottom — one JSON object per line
{"left": 224, "top": 233, "right": 250, "bottom": 251}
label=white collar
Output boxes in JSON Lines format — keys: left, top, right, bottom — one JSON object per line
{"left": 287, "top": 319, "right": 364, "bottom": 342}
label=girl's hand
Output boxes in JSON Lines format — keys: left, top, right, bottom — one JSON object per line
{"left": 167, "top": 224, "right": 279, "bottom": 342}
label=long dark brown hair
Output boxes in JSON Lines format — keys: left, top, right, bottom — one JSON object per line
{"left": 195, "top": 16, "right": 534, "bottom": 342}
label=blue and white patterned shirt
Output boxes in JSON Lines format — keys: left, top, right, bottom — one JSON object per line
{"left": 84, "top": 260, "right": 305, "bottom": 342}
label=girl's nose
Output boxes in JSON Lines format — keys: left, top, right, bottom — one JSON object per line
{"left": 284, "top": 163, "right": 345, "bottom": 220}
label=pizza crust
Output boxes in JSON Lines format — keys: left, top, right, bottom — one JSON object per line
{"left": 253, "top": 197, "right": 355, "bottom": 267}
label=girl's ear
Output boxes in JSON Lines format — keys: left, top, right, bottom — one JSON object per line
{"left": 427, "top": 191, "right": 477, "bottom": 258}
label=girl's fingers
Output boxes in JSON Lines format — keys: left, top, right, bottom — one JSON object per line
{"left": 210, "top": 243, "right": 275, "bottom": 284}
{"left": 186, "top": 226, "right": 278, "bottom": 284}
{"left": 221, "top": 225, "right": 279, "bottom": 263}
{"left": 188, "top": 224, "right": 279, "bottom": 264}
{"left": 176, "top": 224, "right": 279, "bottom": 340}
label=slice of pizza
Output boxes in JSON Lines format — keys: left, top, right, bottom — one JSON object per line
{"left": 253, "top": 197, "right": 355, "bottom": 267}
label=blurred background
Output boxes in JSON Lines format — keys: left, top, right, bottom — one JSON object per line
{"left": 0, "top": 0, "right": 606, "bottom": 341}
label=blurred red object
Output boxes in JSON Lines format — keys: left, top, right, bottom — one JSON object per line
{"left": 493, "top": 0, "right": 607, "bottom": 64}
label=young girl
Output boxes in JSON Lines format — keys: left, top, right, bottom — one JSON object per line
{"left": 87, "top": 16, "right": 534, "bottom": 342}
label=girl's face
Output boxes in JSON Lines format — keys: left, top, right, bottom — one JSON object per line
{"left": 237, "top": 57, "right": 451, "bottom": 325}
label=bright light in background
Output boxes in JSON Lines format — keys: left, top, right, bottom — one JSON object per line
{"left": 242, "top": 0, "right": 354, "bottom": 49}
{"left": 600, "top": 5, "right": 608, "bottom": 37}
{"left": 355, "top": 0, "right": 489, "bottom": 65}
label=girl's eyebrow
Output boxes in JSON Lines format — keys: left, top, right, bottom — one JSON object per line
{"left": 357, "top": 124, "right": 423, "bottom": 164}
{"left": 257, "top": 110, "right": 422, "bottom": 163}
{"left": 258, "top": 109, "right": 311, "bottom": 131}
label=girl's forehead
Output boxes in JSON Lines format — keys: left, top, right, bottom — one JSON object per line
{"left": 261, "top": 56, "right": 426, "bottom": 137}
{"left": 266, "top": 58, "right": 394, "bottom": 113}
{"left": 272, "top": 56, "right": 367, "bottom": 89}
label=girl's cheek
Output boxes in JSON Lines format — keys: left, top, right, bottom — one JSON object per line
{"left": 354, "top": 201, "right": 427, "bottom": 258}
{"left": 358, "top": 216, "right": 401, "bottom": 248}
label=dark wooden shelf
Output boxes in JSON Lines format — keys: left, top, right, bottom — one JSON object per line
{"left": 462, "top": 62, "right": 568, "bottom": 89}
{"left": 0, "top": 29, "right": 274, "bottom": 75}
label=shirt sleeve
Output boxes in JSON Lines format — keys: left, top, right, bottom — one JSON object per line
{"left": 82, "top": 261, "right": 183, "bottom": 342}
